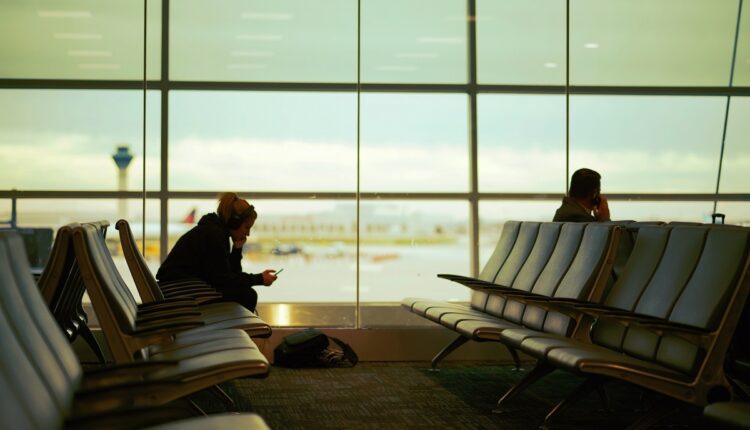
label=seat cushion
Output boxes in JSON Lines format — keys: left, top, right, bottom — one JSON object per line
{"left": 409, "top": 300, "right": 470, "bottom": 317}
{"left": 145, "top": 413, "right": 270, "bottom": 430}
{"left": 546, "top": 344, "right": 689, "bottom": 381}
{"left": 438, "top": 311, "right": 501, "bottom": 330}
{"left": 454, "top": 318, "right": 519, "bottom": 340}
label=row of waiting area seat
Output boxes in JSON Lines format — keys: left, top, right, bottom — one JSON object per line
{"left": 3, "top": 217, "right": 750, "bottom": 428}
{"left": 403, "top": 220, "right": 750, "bottom": 428}
{"left": 0, "top": 220, "right": 275, "bottom": 429}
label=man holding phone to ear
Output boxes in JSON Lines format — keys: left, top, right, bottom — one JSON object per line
{"left": 553, "top": 168, "right": 611, "bottom": 222}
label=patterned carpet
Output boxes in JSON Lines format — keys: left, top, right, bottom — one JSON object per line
{"left": 193, "top": 362, "right": 709, "bottom": 429}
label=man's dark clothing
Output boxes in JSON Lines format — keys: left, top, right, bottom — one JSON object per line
{"left": 553, "top": 197, "right": 595, "bottom": 222}
{"left": 156, "top": 213, "right": 263, "bottom": 310}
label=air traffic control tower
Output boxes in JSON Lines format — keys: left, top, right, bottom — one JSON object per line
{"left": 112, "top": 145, "right": 133, "bottom": 220}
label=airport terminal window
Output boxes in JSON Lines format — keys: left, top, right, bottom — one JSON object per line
{"left": 360, "top": 93, "right": 469, "bottom": 192}
{"left": 361, "top": 0, "right": 467, "bottom": 84}
{"left": 170, "top": 0, "right": 356, "bottom": 83}
{"left": 359, "top": 200, "right": 470, "bottom": 303}
{"left": 2, "top": 0, "right": 750, "bottom": 330}
{"left": 476, "top": 0, "right": 565, "bottom": 85}
{"left": 734, "top": 4, "right": 750, "bottom": 86}
{"left": 169, "top": 91, "right": 357, "bottom": 192}
{"left": 570, "top": 0, "right": 737, "bottom": 86}
{"left": 477, "top": 94, "right": 566, "bottom": 193}
{"left": 0, "top": 0, "right": 160, "bottom": 80}
{"left": 719, "top": 97, "right": 750, "bottom": 193}
{"left": 0, "top": 89, "right": 160, "bottom": 191}
{"left": 569, "top": 95, "right": 726, "bottom": 193}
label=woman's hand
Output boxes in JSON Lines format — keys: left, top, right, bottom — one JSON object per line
{"left": 261, "top": 269, "right": 278, "bottom": 286}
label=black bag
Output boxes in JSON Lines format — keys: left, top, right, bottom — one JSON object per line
{"left": 273, "top": 328, "right": 358, "bottom": 368}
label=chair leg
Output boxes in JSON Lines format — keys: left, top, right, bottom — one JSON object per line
{"left": 506, "top": 345, "right": 522, "bottom": 370}
{"left": 429, "top": 335, "right": 469, "bottom": 371}
{"left": 494, "top": 361, "right": 554, "bottom": 412}
{"left": 595, "top": 383, "right": 611, "bottom": 412}
{"left": 188, "top": 399, "right": 207, "bottom": 416}
{"left": 543, "top": 376, "right": 605, "bottom": 427}
{"left": 78, "top": 321, "right": 107, "bottom": 364}
{"left": 210, "top": 385, "right": 236, "bottom": 410}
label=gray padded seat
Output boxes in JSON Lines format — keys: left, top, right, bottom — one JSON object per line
{"left": 0, "top": 231, "right": 270, "bottom": 429}
{"left": 145, "top": 413, "right": 270, "bottom": 430}
{"left": 704, "top": 402, "right": 750, "bottom": 429}
{"left": 457, "top": 223, "right": 614, "bottom": 343}
{"left": 518, "top": 225, "right": 750, "bottom": 407}
{"left": 402, "top": 221, "right": 523, "bottom": 317}
{"left": 422, "top": 222, "right": 540, "bottom": 324}
{"left": 450, "top": 222, "right": 564, "bottom": 338}
{"left": 506, "top": 224, "right": 671, "bottom": 356}
{"left": 408, "top": 221, "right": 618, "bottom": 371}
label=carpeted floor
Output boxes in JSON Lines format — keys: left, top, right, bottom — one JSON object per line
{"left": 193, "top": 362, "right": 710, "bottom": 429}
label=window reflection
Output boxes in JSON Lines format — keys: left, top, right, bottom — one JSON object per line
{"left": 477, "top": 0, "right": 565, "bottom": 85}
{"left": 0, "top": 0, "right": 161, "bottom": 80}
{"left": 361, "top": 0, "right": 467, "bottom": 84}
{"left": 571, "top": 0, "right": 737, "bottom": 86}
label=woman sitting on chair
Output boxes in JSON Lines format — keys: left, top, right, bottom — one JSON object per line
{"left": 156, "top": 192, "right": 277, "bottom": 312}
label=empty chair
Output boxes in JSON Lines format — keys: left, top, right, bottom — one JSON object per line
{"left": 0, "top": 230, "right": 271, "bottom": 429}
{"left": 496, "top": 225, "right": 750, "bottom": 427}
{"left": 37, "top": 222, "right": 108, "bottom": 363}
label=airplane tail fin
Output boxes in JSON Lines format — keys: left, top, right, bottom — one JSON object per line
{"left": 182, "top": 208, "right": 196, "bottom": 225}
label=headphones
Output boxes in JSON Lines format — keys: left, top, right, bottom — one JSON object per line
{"left": 227, "top": 205, "right": 255, "bottom": 229}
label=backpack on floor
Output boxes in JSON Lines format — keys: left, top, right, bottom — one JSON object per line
{"left": 273, "top": 328, "right": 358, "bottom": 368}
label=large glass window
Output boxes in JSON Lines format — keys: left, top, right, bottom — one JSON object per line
{"left": 169, "top": 91, "right": 357, "bottom": 192}
{"left": 170, "top": 0, "right": 357, "bottom": 83}
{"left": 0, "top": 0, "right": 160, "bottom": 80}
{"left": 359, "top": 200, "right": 470, "bottom": 303}
{"left": 719, "top": 97, "right": 750, "bottom": 193}
{"left": 734, "top": 3, "right": 750, "bottom": 86}
{"left": 570, "top": 0, "right": 738, "bottom": 86}
{"left": 0, "top": 90, "right": 160, "bottom": 191}
{"left": 477, "top": 0, "right": 566, "bottom": 85}
{"left": 361, "top": 0, "right": 467, "bottom": 84}
{"left": 360, "top": 93, "right": 469, "bottom": 192}
{"left": 478, "top": 94, "right": 566, "bottom": 192}
{"left": 569, "top": 95, "right": 726, "bottom": 193}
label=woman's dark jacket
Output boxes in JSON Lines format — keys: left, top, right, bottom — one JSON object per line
{"left": 155, "top": 213, "right": 264, "bottom": 289}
